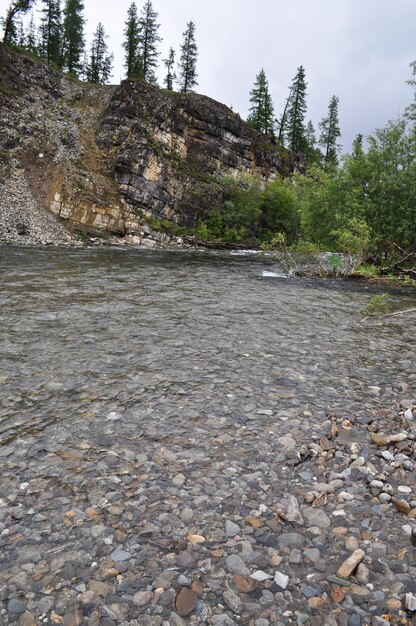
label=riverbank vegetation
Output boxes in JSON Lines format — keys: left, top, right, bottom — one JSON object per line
{"left": 194, "top": 63, "right": 415, "bottom": 280}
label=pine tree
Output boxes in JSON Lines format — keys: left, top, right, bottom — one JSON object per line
{"left": 25, "top": 11, "right": 38, "bottom": 54}
{"left": 178, "top": 21, "right": 198, "bottom": 93}
{"left": 304, "top": 120, "right": 322, "bottom": 165}
{"left": 61, "top": 0, "right": 85, "bottom": 75}
{"left": 137, "top": 0, "right": 161, "bottom": 84}
{"left": 247, "top": 68, "right": 275, "bottom": 138}
{"left": 122, "top": 2, "right": 140, "bottom": 78}
{"left": 319, "top": 95, "right": 341, "bottom": 167}
{"left": 39, "top": 0, "right": 62, "bottom": 67}
{"left": 163, "top": 47, "right": 176, "bottom": 90}
{"left": 2, "top": 0, "right": 35, "bottom": 45}
{"left": 286, "top": 65, "right": 308, "bottom": 156}
{"left": 86, "top": 22, "right": 113, "bottom": 84}
{"left": 276, "top": 87, "right": 293, "bottom": 146}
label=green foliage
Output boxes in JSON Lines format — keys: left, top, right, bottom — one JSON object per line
{"left": 247, "top": 68, "right": 275, "bottom": 138}
{"left": 39, "top": 0, "right": 62, "bottom": 67}
{"left": 163, "top": 46, "right": 176, "bottom": 90}
{"left": 123, "top": 2, "right": 140, "bottom": 78}
{"left": 61, "top": 0, "right": 85, "bottom": 76}
{"left": 361, "top": 294, "right": 390, "bottom": 316}
{"left": 86, "top": 22, "right": 113, "bottom": 84}
{"left": 319, "top": 95, "right": 341, "bottom": 168}
{"left": 137, "top": 0, "right": 162, "bottom": 85}
{"left": 257, "top": 177, "right": 300, "bottom": 242}
{"left": 286, "top": 65, "right": 308, "bottom": 159}
{"left": 2, "top": 0, "right": 35, "bottom": 46}
{"left": 178, "top": 21, "right": 198, "bottom": 93}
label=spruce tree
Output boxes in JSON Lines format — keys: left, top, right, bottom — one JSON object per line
{"left": 305, "top": 120, "right": 323, "bottom": 165}
{"left": 137, "top": 0, "right": 161, "bottom": 84}
{"left": 86, "top": 22, "right": 113, "bottom": 84}
{"left": 2, "top": 0, "right": 35, "bottom": 45}
{"left": 25, "top": 10, "right": 38, "bottom": 54}
{"left": 247, "top": 68, "right": 275, "bottom": 138}
{"left": 122, "top": 2, "right": 140, "bottom": 78}
{"left": 276, "top": 87, "right": 293, "bottom": 146}
{"left": 319, "top": 95, "right": 341, "bottom": 167}
{"left": 61, "top": 0, "right": 85, "bottom": 75}
{"left": 163, "top": 47, "right": 176, "bottom": 90}
{"left": 178, "top": 21, "right": 198, "bottom": 93}
{"left": 39, "top": 0, "right": 62, "bottom": 67}
{"left": 286, "top": 65, "right": 308, "bottom": 156}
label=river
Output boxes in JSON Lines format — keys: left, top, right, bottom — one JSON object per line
{"left": 1, "top": 245, "right": 415, "bottom": 447}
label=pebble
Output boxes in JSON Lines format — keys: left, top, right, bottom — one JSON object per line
{"left": 175, "top": 588, "right": 197, "bottom": 617}
{"left": 337, "top": 550, "right": 365, "bottom": 578}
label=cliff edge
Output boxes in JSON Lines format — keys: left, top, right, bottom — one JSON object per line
{"left": 0, "top": 44, "right": 286, "bottom": 245}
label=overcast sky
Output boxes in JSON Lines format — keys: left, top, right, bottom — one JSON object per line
{"left": 2, "top": 0, "right": 415, "bottom": 151}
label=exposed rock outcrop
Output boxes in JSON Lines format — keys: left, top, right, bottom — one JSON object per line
{"left": 0, "top": 44, "right": 286, "bottom": 242}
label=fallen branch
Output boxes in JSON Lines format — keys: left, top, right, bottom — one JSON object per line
{"left": 382, "top": 307, "right": 416, "bottom": 318}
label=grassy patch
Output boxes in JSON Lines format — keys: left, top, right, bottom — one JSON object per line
{"left": 361, "top": 294, "right": 391, "bottom": 316}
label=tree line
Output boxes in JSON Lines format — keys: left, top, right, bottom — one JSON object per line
{"left": 1, "top": 0, "right": 198, "bottom": 90}
{"left": 203, "top": 62, "right": 415, "bottom": 267}
{"left": 247, "top": 66, "right": 341, "bottom": 171}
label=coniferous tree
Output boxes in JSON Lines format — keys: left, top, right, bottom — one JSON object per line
{"left": 86, "top": 22, "right": 113, "bottom": 84}
{"left": 247, "top": 68, "right": 275, "bottom": 138}
{"left": 304, "top": 120, "right": 323, "bottom": 165}
{"left": 319, "top": 95, "right": 341, "bottom": 167}
{"left": 122, "top": 2, "right": 140, "bottom": 78}
{"left": 39, "top": 0, "right": 62, "bottom": 67}
{"left": 137, "top": 0, "right": 161, "bottom": 84}
{"left": 163, "top": 47, "right": 176, "bottom": 90}
{"left": 276, "top": 87, "right": 293, "bottom": 146}
{"left": 25, "top": 11, "right": 38, "bottom": 54}
{"left": 178, "top": 21, "right": 198, "bottom": 93}
{"left": 2, "top": 0, "right": 35, "bottom": 45}
{"left": 61, "top": 0, "right": 85, "bottom": 75}
{"left": 286, "top": 65, "right": 308, "bottom": 157}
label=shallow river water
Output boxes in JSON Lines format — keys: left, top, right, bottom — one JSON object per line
{"left": 1, "top": 246, "right": 415, "bottom": 447}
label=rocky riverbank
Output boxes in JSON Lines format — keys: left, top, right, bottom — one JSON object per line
{"left": 1, "top": 392, "right": 415, "bottom": 626}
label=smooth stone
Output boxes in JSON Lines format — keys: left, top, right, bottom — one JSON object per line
{"left": 175, "top": 587, "right": 197, "bottom": 617}
{"left": 337, "top": 549, "right": 365, "bottom": 578}
{"left": 133, "top": 591, "right": 153, "bottom": 607}
{"left": 110, "top": 549, "right": 131, "bottom": 562}
{"left": 226, "top": 554, "right": 250, "bottom": 575}
{"left": 303, "top": 507, "right": 331, "bottom": 528}
{"left": 7, "top": 599, "right": 27, "bottom": 614}
{"left": 225, "top": 520, "right": 241, "bottom": 537}
{"left": 404, "top": 593, "right": 416, "bottom": 611}
{"left": 277, "top": 533, "right": 306, "bottom": 550}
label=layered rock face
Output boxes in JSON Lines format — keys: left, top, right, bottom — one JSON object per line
{"left": 0, "top": 44, "right": 285, "bottom": 239}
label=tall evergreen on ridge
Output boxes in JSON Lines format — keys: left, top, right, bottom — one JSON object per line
{"left": 137, "top": 0, "right": 161, "bottom": 84}
{"left": 163, "top": 47, "right": 176, "bottom": 90}
{"left": 61, "top": 0, "right": 85, "bottom": 75}
{"left": 305, "top": 120, "right": 323, "bottom": 165}
{"left": 39, "top": 0, "right": 62, "bottom": 67}
{"left": 247, "top": 68, "right": 275, "bottom": 138}
{"left": 286, "top": 65, "right": 308, "bottom": 158}
{"left": 319, "top": 95, "right": 341, "bottom": 167}
{"left": 25, "top": 10, "right": 38, "bottom": 54}
{"left": 122, "top": 2, "right": 140, "bottom": 78}
{"left": 178, "top": 20, "right": 198, "bottom": 93}
{"left": 2, "top": 0, "right": 36, "bottom": 45}
{"left": 86, "top": 22, "right": 113, "bottom": 84}
{"left": 276, "top": 87, "right": 293, "bottom": 146}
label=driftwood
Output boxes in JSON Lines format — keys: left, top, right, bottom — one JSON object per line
{"left": 361, "top": 307, "right": 416, "bottom": 323}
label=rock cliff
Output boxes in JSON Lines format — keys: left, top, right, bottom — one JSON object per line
{"left": 0, "top": 44, "right": 286, "bottom": 244}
